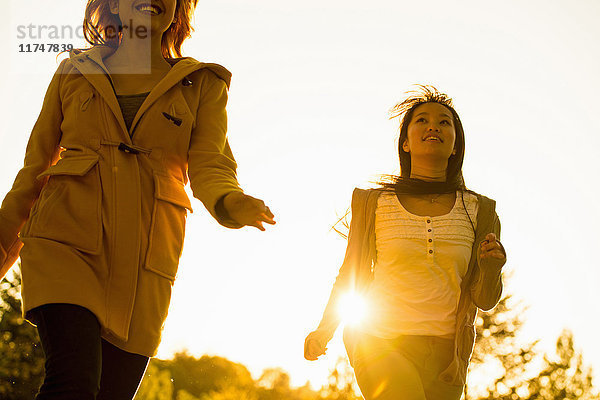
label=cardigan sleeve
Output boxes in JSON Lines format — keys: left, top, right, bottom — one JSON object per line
{"left": 470, "top": 211, "right": 504, "bottom": 311}
{"left": 187, "top": 69, "right": 244, "bottom": 229}
{"left": 0, "top": 59, "right": 67, "bottom": 280}
{"left": 314, "top": 189, "right": 367, "bottom": 341}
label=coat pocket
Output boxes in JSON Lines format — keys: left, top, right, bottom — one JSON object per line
{"left": 79, "top": 90, "right": 94, "bottom": 112}
{"left": 144, "top": 174, "right": 193, "bottom": 281}
{"left": 23, "top": 155, "right": 102, "bottom": 254}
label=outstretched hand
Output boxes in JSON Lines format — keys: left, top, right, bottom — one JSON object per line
{"left": 223, "top": 192, "right": 275, "bottom": 231}
{"left": 479, "top": 233, "right": 506, "bottom": 270}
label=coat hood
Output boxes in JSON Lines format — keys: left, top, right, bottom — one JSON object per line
{"left": 66, "top": 44, "right": 231, "bottom": 138}
{"left": 69, "top": 44, "right": 231, "bottom": 88}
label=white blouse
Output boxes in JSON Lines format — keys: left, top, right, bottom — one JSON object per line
{"left": 360, "top": 190, "right": 479, "bottom": 339}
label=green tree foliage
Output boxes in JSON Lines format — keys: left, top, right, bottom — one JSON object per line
{"left": 4, "top": 264, "right": 599, "bottom": 400}
{"left": 155, "top": 352, "right": 255, "bottom": 396}
{"left": 200, "top": 386, "right": 259, "bottom": 400}
{"left": 176, "top": 390, "right": 201, "bottom": 400}
{"left": 135, "top": 363, "right": 175, "bottom": 400}
{"left": 466, "top": 294, "right": 599, "bottom": 400}
{"left": 256, "top": 367, "right": 293, "bottom": 400}
{"left": 254, "top": 366, "right": 337, "bottom": 400}
{"left": 135, "top": 355, "right": 360, "bottom": 400}
{"left": 526, "top": 331, "right": 598, "bottom": 400}
{"left": 318, "top": 357, "right": 361, "bottom": 400}
{"left": 135, "top": 353, "right": 258, "bottom": 400}
{"left": 0, "top": 267, "right": 45, "bottom": 399}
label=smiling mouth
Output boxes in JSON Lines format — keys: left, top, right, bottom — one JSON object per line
{"left": 423, "top": 135, "right": 443, "bottom": 143}
{"left": 135, "top": 3, "right": 163, "bottom": 15}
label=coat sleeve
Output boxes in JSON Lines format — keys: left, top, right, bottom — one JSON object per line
{"left": 187, "top": 70, "right": 244, "bottom": 229}
{"left": 470, "top": 211, "right": 505, "bottom": 311}
{"left": 314, "top": 189, "right": 366, "bottom": 342}
{"left": 0, "top": 59, "right": 67, "bottom": 280}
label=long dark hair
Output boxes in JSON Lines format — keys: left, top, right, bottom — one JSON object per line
{"left": 81, "top": 0, "right": 198, "bottom": 59}
{"left": 377, "top": 85, "right": 478, "bottom": 235}
{"left": 379, "top": 85, "right": 466, "bottom": 194}
{"left": 334, "top": 86, "right": 478, "bottom": 238}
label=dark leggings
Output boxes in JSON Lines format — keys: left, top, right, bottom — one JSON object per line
{"left": 28, "top": 303, "right": 149, "bottom": 400}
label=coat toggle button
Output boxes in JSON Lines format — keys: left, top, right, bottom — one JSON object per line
{"left": 162, "top": 112, "right": 182, "bottom": 126}
{"left": 118, "top": 143, "right": 140, "bottom": 154}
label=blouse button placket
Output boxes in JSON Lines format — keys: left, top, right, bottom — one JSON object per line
{"left": 426, "top": 218, "right": 434, "bottom": 256}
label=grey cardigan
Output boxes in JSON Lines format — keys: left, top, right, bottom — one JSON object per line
{"left": 315, "top": 188, "right": 504, "bottom": 386}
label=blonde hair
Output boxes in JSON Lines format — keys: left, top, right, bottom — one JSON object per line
{"left": 82, "top": 0, "right": 198, "bottom": 58}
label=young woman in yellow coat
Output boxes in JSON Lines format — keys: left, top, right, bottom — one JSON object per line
{"left": 0, "top": 0, "right": 275, "bottom": 398}
{"left": 304, "top": 87, "right": 506, "bottom": 400}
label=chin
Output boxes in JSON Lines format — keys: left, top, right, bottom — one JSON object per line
{"left": 418, "top": 149, "right": 452, "bottom": 158}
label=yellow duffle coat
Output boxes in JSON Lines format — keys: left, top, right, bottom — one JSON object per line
{"left": 0, "top": 44, "right": 243, "bottom": 356}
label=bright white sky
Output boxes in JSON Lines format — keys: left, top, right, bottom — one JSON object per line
{"left": 2, "top": 0, "right": 600, "bottom": 389}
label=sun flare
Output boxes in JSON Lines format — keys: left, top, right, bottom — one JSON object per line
{"left": 337, "top": 292, "right": 368, "bottom": 327}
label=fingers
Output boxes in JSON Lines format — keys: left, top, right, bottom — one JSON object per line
{"left": 304, "top": 332, "right": 328, "bottom": 361}
{"left": 479, "top": 233, "right": 506, "bottom": 267}
{"left": 481, "top": 233, "right": 496, "bottom": 246}
{"left": 247, "top": 213, "right": 276, "bottom": 231}
{"left": 243, "top": 197, "right": 273, "bottom": 216}
{"left": 305, "top": 342, "right": 320, "bottom": 360}
{"left": 311, "top": 342, "right": 327, "bottom": 358}
{"left": 480, "top": 250, "right": 506, "bottom": 259}
{"left": 264, "top": 206, "right": 275, "bottom": 220}
{"left": 247, "top": 198, "right": 276, "bottom": 230}
{"left": 263, "top": 206, "right": 275, "bottom": 225}
{"left": 480, "top": 234, "right": 503, "bottom": 254}
{"left": 258, "top": 209, "right": 276, "bottom": 225}
{"left": 226, "top": 193, "right": 276, "bottom": 230}
{"left": 304, "top": 337, "right": 327, "bottom": 361}
{"left": 248, "top": 221, "right": 266, "bottom": 231}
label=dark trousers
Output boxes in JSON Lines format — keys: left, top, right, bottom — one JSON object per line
{"left": 28, "top": 303, "right": 149, "bottom": 400}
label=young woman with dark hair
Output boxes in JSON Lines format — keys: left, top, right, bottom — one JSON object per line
{"left": 304, "top": 86, "right": 506, "bottom": 400}
{"left": 0, "top": 1, "right": 274, "bottom": 398}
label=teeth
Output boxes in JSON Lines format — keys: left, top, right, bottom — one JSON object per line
{"left": 137, "top": 4, "right": 160, "bottom": 14}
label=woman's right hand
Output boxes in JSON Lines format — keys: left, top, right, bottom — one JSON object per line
{"left": 304, "top": 330, "right": 330, "bottom": 361}
{"left": 222, "top": 192, "right": 275, "bottom": 231}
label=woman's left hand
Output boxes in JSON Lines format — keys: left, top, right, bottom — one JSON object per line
{"left": 223, "top": 192, "right": 276, "bottom": 231}
{"left": 479, "top": 233, "right": 506, "bottom": 270}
